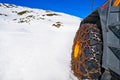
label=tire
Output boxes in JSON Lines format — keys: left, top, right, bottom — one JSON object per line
{"left": 71, "top": 23, "right": 103, "bottom": 80}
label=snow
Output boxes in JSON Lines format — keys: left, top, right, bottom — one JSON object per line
{"left": 0, "top": 3, "right": 82, "bottom": 80}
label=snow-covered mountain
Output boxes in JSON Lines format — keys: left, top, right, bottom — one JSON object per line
{"left": 0, "top": 3, "right": 81, "bottom": 80}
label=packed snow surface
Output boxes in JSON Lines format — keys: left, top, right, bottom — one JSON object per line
{"left": 0, "top": 3, "right": 82, "bottom": 80}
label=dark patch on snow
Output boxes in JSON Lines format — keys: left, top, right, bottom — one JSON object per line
{"left": 52, "top": 22, "right": 62, "bottom": 28}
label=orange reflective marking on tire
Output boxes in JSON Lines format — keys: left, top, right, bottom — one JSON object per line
{"left": 74, "top": 41, "right": 82, "bottom": 58}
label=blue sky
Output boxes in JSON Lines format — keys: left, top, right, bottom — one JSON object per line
{"left": 0, "top": 0, "right": 106, "bottom": 18}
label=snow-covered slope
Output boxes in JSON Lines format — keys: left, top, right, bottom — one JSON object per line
{"left": 0, "top": 3, "right": 81, "bottom": 80}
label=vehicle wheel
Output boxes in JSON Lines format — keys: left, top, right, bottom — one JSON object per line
{"left": 71, "top": 23, "right": 103, "bottom": 80}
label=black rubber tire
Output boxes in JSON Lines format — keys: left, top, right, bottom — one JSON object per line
{"left": 71, "top": 23, "right": 103, "bottom": 80}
